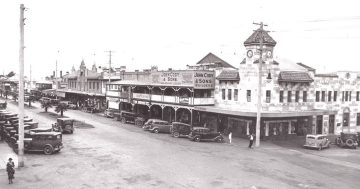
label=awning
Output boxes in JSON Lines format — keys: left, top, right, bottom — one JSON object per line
{"left": 57, "top": 89, "right": 105, "bottom": 97}
{"left": 194, "top": 106, "right": 337, "bottom": 118}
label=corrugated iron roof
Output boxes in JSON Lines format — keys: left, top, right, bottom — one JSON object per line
{"left": 278, "top": 71, "right": 313, "bottom": 83}
{"left": 216, "top": 70, "right": 240, "bottom": 81}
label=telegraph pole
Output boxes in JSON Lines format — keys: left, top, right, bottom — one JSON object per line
{"left": 253, "top": 22, "right": 267, "bottom": 147}
{"left": 105, "top": 50, "right": 114, "bottom": 84}
{"left": 18, "top": 4, "right": 26, "bottom": 167}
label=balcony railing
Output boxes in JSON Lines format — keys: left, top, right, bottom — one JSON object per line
{"left": 131, "top": 93, "right": 214, "bottom": 105}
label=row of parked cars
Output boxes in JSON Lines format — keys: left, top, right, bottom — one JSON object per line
{"left": 0, "top": 108, "right": 75, "bottom": 155}
{"left": 304, "top": 132, "right": 360, "bottom": 150}
{"left": 104, "top": 109, "right": 225, "bottom": 143}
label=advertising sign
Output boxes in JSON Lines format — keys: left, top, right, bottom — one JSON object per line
{"left": 151, "top": 71, "right": 214, "bottom": 89}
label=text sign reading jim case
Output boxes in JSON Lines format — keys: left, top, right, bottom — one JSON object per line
{"left": 151, "top": 71, "right": 215, "bottom": 89}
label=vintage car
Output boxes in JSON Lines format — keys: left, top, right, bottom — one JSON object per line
{"left": 188, "top": 127, "right": 224, "bottom": 143}
{"left": 104, "top": 109, "right": 119, "bottom": 118}
{"left": 143, "top": 119, "right": 171, "bottom": 133}
{"left": 303, "top": 134, "right": 331, "bottom": 150}
{"left": 39, "top": 97, "right": 51, "bottom": 104}
{"left": 14, "top": 132, "right": 63, "bottom": 155}
{"left": 54, "top": 118, "right": 74, "bottom": 134}
{"left": 170, "top": 122, "right": 192, "bottom": 138}
{"left": 335, "top": 132, "right": 359, "bottom": 149}
{"left": 59, "top": 101, "right": 77, "bottom": 109}
{"left": 116, "top": 111, "right": 143, "bottom": 125}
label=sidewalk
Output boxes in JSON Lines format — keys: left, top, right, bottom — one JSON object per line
{"left": 0, "top": 141, "right": 18, "bottom": 169}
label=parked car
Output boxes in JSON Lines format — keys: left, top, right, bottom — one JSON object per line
{"left": 59, "top": 101, "right": 77, "bottom": 109}
{"left": 104, "top": 109, "right": 119, "bottom": 118}
{"left": 188, "top": 127, "right": 224, "bottom": 143}
{"left": 335, "top": 132, "right": 359, "bottom": 149}
{"left": 303, "top": 134, "right": 330, "bottom": 150}
{"left": 54, "top": 118, "right": 74, "bottom": 134}
{"left": 14, "top": 132, "right": 63, "bottom": 155}
{"left": 116, "top": 111, "right": 141, "bottom": 124}
{"left": 39, "top": 97, "right": 51, "bottom": 104}
{"left": 143, "top": 119, "right": 171, "bottom": 133}
{"left": 170, "top": 122, "right": 192, "bottom": 138}
{"left": 50, "top": 98, "right": 60, "bottom": 105}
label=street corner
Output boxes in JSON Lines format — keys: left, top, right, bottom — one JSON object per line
{"left": 0, "top": 141, "right": 18, "bottom": 169}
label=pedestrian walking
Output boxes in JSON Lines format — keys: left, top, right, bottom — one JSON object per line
{"left": 248, "top": 133, "right": 254, "bottom": 148}
{"left": 6, "top": 158, "right": 15, "bottom": 184}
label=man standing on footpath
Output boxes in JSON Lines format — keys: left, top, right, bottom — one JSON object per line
{"left": 248, "top": 133, "right": 254, "bottom": 148}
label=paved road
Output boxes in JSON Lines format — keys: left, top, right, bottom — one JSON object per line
{"left": 1, "top": 100, "right": 359, "bottom": 189}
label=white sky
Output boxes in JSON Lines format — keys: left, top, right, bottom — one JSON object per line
{"left": 1, "top": 0, "right": 360, "bottom": 80}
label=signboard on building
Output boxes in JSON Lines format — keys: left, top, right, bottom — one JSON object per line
{"left": 151, "top": 71, "right": 215, "bottom": 89}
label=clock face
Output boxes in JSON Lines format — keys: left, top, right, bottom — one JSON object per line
{"left": 247, "top": 50, "right": 253, "bottom": 58}
{"left": 267, "top": 51, "right": 272, "bottom": 57}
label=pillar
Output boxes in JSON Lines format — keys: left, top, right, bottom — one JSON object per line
{"left": 246, "top": 121, "right": 250, "bottom": 135}
{"left": 190, "top": 109, "right": 193, "bottom": 126}
{"left": 288, "top": 121, "right": 292, "bottom": 134}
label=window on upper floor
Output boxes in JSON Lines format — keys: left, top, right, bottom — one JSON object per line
{"left": 234, "top": 89, "right": 238, "bottom": 101}
{"left": 349, "top": 91, "right": 352, "bottom": 101}
{"left": 93, "top": 82, "right": 96, "bottom": 90}
{"left": 345, "top": 91, "right": 349, "bottom": 101}
{"left": 228, "top": 89, "right": 232, "bottom": 100}
{"left": 342, "top": 91, "right": 345, "bottom": 102}
{"left": 89, "top": 82, "right": 91, "bottom": 89}
{"left": 357, "top": 91, "right": 360, "bottom": 101}
{"left": 97, "top": 82, "right": 100, "bottom": 90}
{"left": 328, "top": 91, "right": 332, "bottom": 102}
{"left": 303, "top": 91, "right": 307, "bottom": 102}
{"left": 222, "top": 89, "right": 225, "bottom": 100}
{"left": 266, "top": 90, "right": 271, "bottom": 103}
{"left": 321, "top": 91, "right": 325, "bottom": 102}
{"left": 334, "top": 91, "right": 337, "bottom": 102}
{"left": 316, "top": 91, "right": 320, "bottom": 102}
{"left": 295, "top": 91, "right": 299, "bottom": 102}
{"left": 357, "top": 113, "right": 360, "bottom": 126}
{"left": 288, "top": 91, "right": 292, "bottom": 102}
{"left": 247, "top": 90, "right": 251, "bottom": 102}
{"left": 279, "top": 90, "right": 284, "bottom": 103}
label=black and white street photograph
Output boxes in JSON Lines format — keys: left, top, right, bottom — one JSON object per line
{"left": 1, "top": 0, "right": 360, "bottom": 188}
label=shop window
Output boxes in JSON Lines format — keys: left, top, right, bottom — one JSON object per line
{"left": 295, "top": 91, "right": 299, "bottom": 102}
{"left": 303, "top": 91, "right": 307, "bottom": 102}
{"left": 287, "top": 91, "right": 292, "bottom": 102}
{"left": 315, "top": 91, "right": 320, "bottom": 102}
{"left": 228, "top": 89, "right": 232, "bottom": 100}
{"left": 266, "top": 90, "right": 271, "bottom": 103}
{"left": 328, "top": 91, "right": 332, "bottom": 102}
{"left": 222, "top": 89, "right": 225, "bottom": 100}
{"left": 321, "top": 91, "right": 325, "bottom": 102}
{"left": 357, "top": 113, "right": 360, "bottom": 126}
{"left": 279, "top": 90, "right": 284, "bottom": 103}
{"left": 234, "top": 89, "right": 238, "bottom": 101}
{"left": 334, "top": 91, "right": 337, "bottom": 101}
{"left": 247, "top": 90, "right": 251, "bottom": 102}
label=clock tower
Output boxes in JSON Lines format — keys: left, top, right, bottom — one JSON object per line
{"left": 243, "top": 28, "right": 277, "bottom": 64}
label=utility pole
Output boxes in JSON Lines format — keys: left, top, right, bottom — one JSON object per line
{"left": 253, "top": 21, "right": 267, "bottom": 147}
{"left": 29, "top": 64, "right": 32, "bottom": 89}
{"left": 18, "top": 4, "right": 26, "bottom": 167}
{"left": 105, "top": 50, "right": 114, "bottom": 84}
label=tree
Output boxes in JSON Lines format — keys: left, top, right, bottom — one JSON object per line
{"left": 41, "top": 101, "right": 52, "bottom": 112}
{"left": 55, "top": 103, "right": 68, "bottom": 117}
{"left": 6, "top": 71, "right": 15, "bottom": 78}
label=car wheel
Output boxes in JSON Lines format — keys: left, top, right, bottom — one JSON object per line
{"left": 43, "top": 145, "right": 54, "bottom": 155}
{"left": 194, "top": 136, "right": 201, "bottom": 142}
{"left": 346, "top": 139, "right": 354, "bottom": 147}
{"left": 173, "top": 132, "right": 180, "bottom": 138}
{"left": 154, "top": 129, "right": 159, "bottom": 134}
{"left": 121, "top": 118, "right": 126, "bottom": 124}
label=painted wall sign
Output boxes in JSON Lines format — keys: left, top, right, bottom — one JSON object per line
{"left": 151, "top": 71, "right": 215, "bottom": 89}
